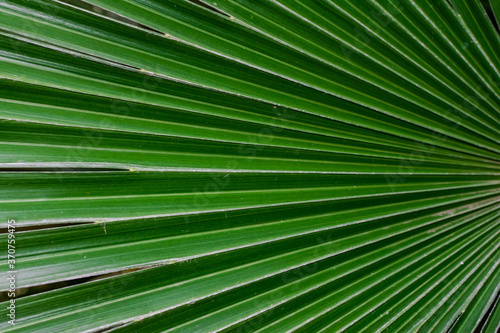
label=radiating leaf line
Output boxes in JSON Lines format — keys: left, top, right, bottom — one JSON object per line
{"left": 143, "top": 203, "right": 500, "bottom": 332}
{"left": 2, "top": 3, "right": 500, "bottom": 155}
{"left": 0, "top": 0, "right": 499, "bottom": 331}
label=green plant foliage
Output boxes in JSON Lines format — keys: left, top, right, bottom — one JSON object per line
{"left": 0, "top": 0, "right": 499, "bottom": 331}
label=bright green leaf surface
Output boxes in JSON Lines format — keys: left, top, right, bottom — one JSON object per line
{"left": 0, "top": 0, "right": 499, "bottom": 332}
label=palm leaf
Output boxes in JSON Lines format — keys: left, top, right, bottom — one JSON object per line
{"left": 0, "top": 0, "right": 499, "bottom": 331}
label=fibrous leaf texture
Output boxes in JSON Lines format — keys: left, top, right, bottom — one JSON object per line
{"left": 0, "top": 0, "right": 499, "bottom": 332}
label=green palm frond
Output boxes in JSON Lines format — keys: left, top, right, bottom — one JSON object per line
{"left": 0, "top": 0, "right": 499, "bottom": 331}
